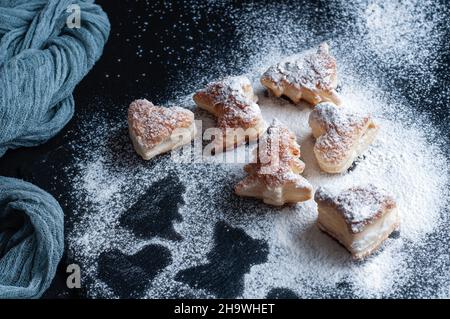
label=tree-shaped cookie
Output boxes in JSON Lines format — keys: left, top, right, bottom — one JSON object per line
{"left": 261, "top": 42, "right": 341, "bottom": 106}
{"left": 235, "top": 120, "right": 313, "bottom": 206}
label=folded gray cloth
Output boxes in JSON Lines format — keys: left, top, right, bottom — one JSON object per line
{"left": 0, "top": 0, "right": 110, "bottom": 298}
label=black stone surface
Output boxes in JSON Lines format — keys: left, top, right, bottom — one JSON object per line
{"left": 266, "top": 288, "right": 299, "bottom": 299}
{"left": 98, "top": 244, "right": 172, "bottom": 298}
{"left": 175, "top": 221, "right": 269, "bottom": 298}
{"left": 119, "top": 174, "right": 185, "bottom": 241}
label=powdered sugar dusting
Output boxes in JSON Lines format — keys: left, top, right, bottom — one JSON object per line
{"left": 262, "top": 43, "right": 337, "bottom": 92}
{"left": 195, "top": 75, "right": 263, "bottom": 129}
{"left": 309, "top": 102, "right": 374, "bottom": 166}
{"left": 128, "top": 99, "right": 194, "bottom": 149}
{"left": 241, "top": 120, "right": 308, "bottom": 188}
{"left": 363, "top": 0, "right": 442, "bottom": 69}
{"left": 65, "top": 0, "right": 449, "bottom": 298}
{"left": 316, "top": 185, "right": 396, "bottom": 233}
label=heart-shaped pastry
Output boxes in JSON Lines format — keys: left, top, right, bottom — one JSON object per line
{"left": 128, "top": 99, "right": 196, "bottom": 160}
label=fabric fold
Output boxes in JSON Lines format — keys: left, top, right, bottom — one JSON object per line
{"left": 0, "top": 176, "right": 64, "bottom": 298}
{"left": 0, "top": 0, "right": 110, "bottom": 298}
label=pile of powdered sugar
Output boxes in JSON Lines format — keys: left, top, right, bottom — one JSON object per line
{"left": 66, "top": 0, "right": 449, "bottom": 298}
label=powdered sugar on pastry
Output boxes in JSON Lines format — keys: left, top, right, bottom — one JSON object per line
{"left": 128, "top": 99, "right": 196, "bottom": 160}
{"left": 66, "top": 0, "right": 449, "bottom": 299}
{"left": 261, "top": 43, "right": 341, "bottom": 106}
{"left": 193, "top": 76, "right": 267, "bottom": 151}
{"left": 315, "top": 185, "right": 399, "bottom": 259}
{"left": 235, "top": 120, "right": 313, "bottom": 206}
{"left": 315, "top": 185, "right": 397, "bottom": 233}
{"left": 309, "top": 102, "right": 378, "bottom": 173}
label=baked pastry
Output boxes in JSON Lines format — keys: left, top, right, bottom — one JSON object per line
{"left": 261, "top": 42, "right": 341, "bottom": 106}
{"left": 235, "top": 120, "right": 313, "bottom": 206}
{"left": 315, "top": 185, "right": 399, "bottom": 259}
{"left": 128, "top": 99, "right": 196, "bottom": 160}
{"left": 193, "top": 76, "right": 267, "bottom": 152}
{"left": 309, "top": 102, "right": 378, "bottom": 173}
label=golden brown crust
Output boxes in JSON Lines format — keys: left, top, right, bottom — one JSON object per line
{"left": 260, "top": 42, "right": 341, "bottom": 106}
{"left": 354, "top": 220, "right": 399, "bottom": 259}
{"left": 193, "top": 76, "right": 260, "bottom": 129}
{"left": 128, "top": 99, "right": 194, "bottom": 150}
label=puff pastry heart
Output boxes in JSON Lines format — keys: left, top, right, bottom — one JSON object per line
{"left": 128, "top": 99, "right": 196, "bottom": 160}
